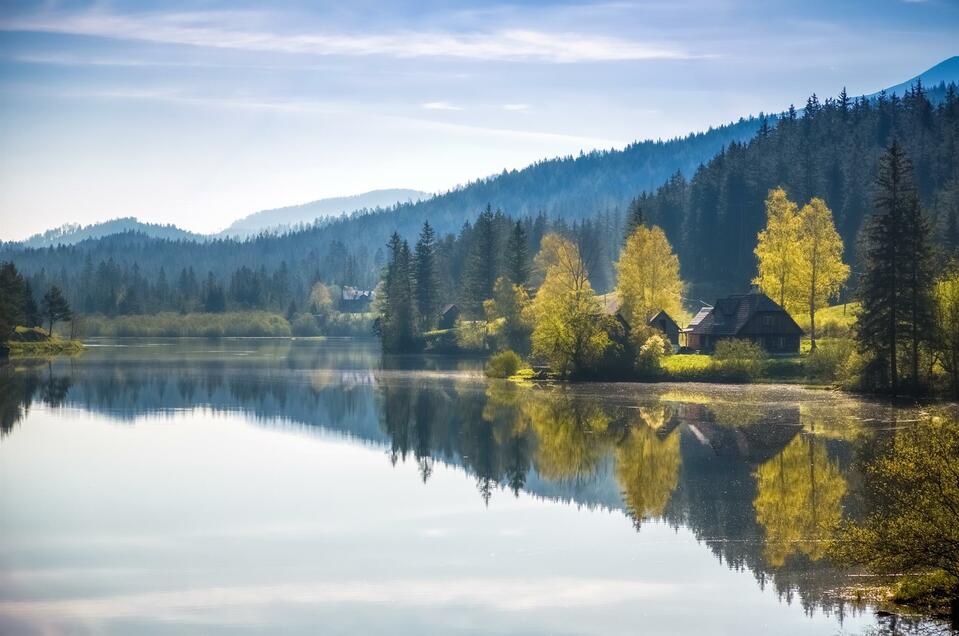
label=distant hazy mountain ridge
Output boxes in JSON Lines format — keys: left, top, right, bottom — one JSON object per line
{"left": 13, "top": 218, "right": 205, "bottom": 249}
{"left": 220, "top": 188, "right": 432, "bottom": 237}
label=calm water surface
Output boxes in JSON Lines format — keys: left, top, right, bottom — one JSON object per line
{"left": 0, "top": 339, "right": 954, "bottom": 634}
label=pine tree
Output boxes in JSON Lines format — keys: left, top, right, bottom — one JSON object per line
{"left": 414, "top": 221, "right": 438, "bottom": 330}
{"left": 22, "top": 281, "right": 39, "bottom": 328}
{"left": 505, "top": 220, "right": 529, "bottom": 287}
{"left": 624, "top": 197, "right": 645, "bottom": 241}
{"left": 858, "top": 142, "right": 934, "bottom": 395}
{"left": 41, "top": 285, "right": 72, "bottom": 336}
{"left": 461, "top": 205, "right": 499, "bottom": 316}
{"left": 0, "top": 261, "right": 28, "bottom": 341}
{"left": 380, "top": 233, "right": 417, "bottom": 351}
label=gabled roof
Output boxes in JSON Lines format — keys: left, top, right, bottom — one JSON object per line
{"left": 342, "top": 286, "right": 374, "bottom": 300}
{"left": 647, "top": 309, "right": 679, "bottom": 331}
{"left": 686, "top": 306, "right": 712, "bottom": 330}
{"left": 686, "top": 292, "right": 802, "bottom": 336}
{"left": 440, "top": 303, "right": 459, "bottom": 315}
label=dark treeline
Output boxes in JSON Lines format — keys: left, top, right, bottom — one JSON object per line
{"left": 1, "top": 208, "right": 622, "bottom": 319}
{"left": 640, "top": 82, "right": 959, "bottom": 292}
{"left": 2, "top": 82, "right": 957, "bottom": 313}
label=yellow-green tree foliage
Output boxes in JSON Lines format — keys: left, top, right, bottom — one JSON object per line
{"left": 794, "top": 198, "right": 849, "bottom": 349}
{"left": 528, "top": 234, "right": 610, "bottom": 376}
{"left": 523, "top": 388, "right": 611, "bottom": 481}
{"left": 616, "top": 225, "right": 684, "bottom": 328}
{"left": 753, "top": 435, "right": 847, "bottom": 567}
{"left": 615, "top": 422, "right": 681, "bottom": 523}
{"left": 753, "top": 188, "right": 802, "bottom": 310}
{"left": 484, "top": 276, "right": 532, "bottom": 351}
{"left": 829, "top": 414, "right": 959, "bottom": 595}
{"left": 935, "top": 270, "right": 959, "bottom": 398}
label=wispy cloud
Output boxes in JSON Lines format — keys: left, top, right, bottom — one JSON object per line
{"left": 421, "top": 101, "right": 463, "bottom": 111}
{"left": 503, "top": 103, "right": 531, "bottom": 112}
{"left": 0, "top": 9, "right": 700, "bottom": 63}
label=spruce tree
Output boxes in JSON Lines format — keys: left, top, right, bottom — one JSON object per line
{"left": 625, "top": 197, "right": 645, "bottom": 241}
{"left": 413, "top": 221, "right": 438, "bottom": 330}
{"left": 505, "top": 220, "right": 529, "bottom": 287}
{"left": 858, "top": 141, "right": 934, "bottom": 395}
{"left": 461, "top": 205, "right": 498, "bottom": 316}
{"left": 380, "top": 233, "right": 417, "bottom": 351}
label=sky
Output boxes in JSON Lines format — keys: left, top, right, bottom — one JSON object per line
{"left": 0, "top": 1, "right": 957, "bottom": 241}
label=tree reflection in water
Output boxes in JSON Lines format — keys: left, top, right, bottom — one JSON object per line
{"left": 4, "top": 348, "right": 958, "bottom": 627}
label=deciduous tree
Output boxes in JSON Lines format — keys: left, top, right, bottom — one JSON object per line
{"left": 615, "top": 225, "right": 684, "bottom": 330}
{"left": 793, "top": 198, "right": 849, "bottom": 350}
{"left": 754, "top": 188, "right": 801, "bottom": 310}
{"left": 528, "top": 234, "right": 610, "bottom": 377}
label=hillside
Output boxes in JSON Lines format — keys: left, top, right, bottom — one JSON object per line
{"left": 10, "top": 218, "right": 205, "bottom": 249}
{"left": 220, "top": 188, "right": 432, "bottom": 237}
{"left": 2, "top": 60, "right": 958, "bottom": 315}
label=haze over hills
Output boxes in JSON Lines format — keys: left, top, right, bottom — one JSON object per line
{"left": 219, "top": 188, "right": 432, "bottom": 238}
{"left": 5, "top": 57, "right": 958, "bottom": 258}
{"left": 9, "top": 218, "right": 205, "bottom": 250}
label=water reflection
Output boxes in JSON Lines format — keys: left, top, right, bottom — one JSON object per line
{"left": 1, "top": 339, "right": 956, "bottom": 633}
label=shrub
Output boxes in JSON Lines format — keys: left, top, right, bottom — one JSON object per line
{"left": 291, "top": 313, "right": 322, "bottom": 336}
{"left": 805, "top": 338, "right": 855, "bottom": 382}
{"left": 636, "top": 333, "right": 670, "bottom": 376}
{"left": 455, "top": 319, "right": 487, "bottom": 352}
{"left": 710, "top": 339, "right": 767, "bottom": 381}
{"left": 486, "top": 350, "right": 523, "bottom": 378}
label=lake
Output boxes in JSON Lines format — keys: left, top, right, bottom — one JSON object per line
{"left": 0, "top": 338, "right": 954, "bottom": 635}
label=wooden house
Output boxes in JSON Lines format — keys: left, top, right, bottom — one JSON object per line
{"left": 681, "top": 291, "right": 803, "bottom": 354}
{"left": 340, "top": 286, "right": 374, "bottom": 313}
{"left": 647, "top": 310, "right": 680, "bottom": 346}
{"left": 438, "top": 303, "right": 460, "bottom": 329}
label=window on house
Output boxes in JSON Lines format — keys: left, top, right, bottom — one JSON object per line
{"left": 763, "top": 315, "right": 775, "bottom": 327}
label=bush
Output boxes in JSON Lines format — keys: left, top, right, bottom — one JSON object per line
{"left": 636, "top": 333, "right": 670, "bottom": 376}
{"left": 81, "top": 312, "right": 292, "bottom": 337}
{"left": 486, "top": 350, "right": 523, "bottom": 378}
{"left": 455, "top": 319, "right": 487, "bottom": 352}
{"left": 291, "top": 313, "right": 322, "bottom": 336}
{"left": 710, "top": 339, "right": 767, "bottom": 381}
{"left": 805, "top": 338, "right": 855, "bottom": 382}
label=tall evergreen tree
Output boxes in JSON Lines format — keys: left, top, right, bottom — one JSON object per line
{"left": 625, "top": 197, "right": 645, "bottom": 241}
{"left": 505, "top": 220, "right": 529, "bottom": 287}
{"left": 0, "top": 261, "right": 28, "bottom": 341}
{"left": 413, "top": 221, "right": 438, "bottom": 330}
{"left": 380, "top": 233, "right": 417, "bottom": 351}
{"left": 858, "top": 142, "right": 935, "bottom": 395}
{"left": 461, "top": 205, "right": 499, "bottom": 316}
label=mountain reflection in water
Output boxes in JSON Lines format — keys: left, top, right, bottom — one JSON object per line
{"left": 1, "top": 338, "right": 956, "bottom": 635}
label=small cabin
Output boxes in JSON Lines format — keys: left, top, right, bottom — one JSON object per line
{"left": 681, "top": 291, "right": 803, "bottom": 354}
{"left": 647, "top": 310, "right": 680, "bottom": 346}
{"left": 438, "top": 303, "right": 460, "bottom": 329}
{"left": 340, "top": 286, "right": 374, "bottom": 313}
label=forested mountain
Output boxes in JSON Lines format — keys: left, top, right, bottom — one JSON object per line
{"left": 2, "top": 63, "right": 958, "bottom": 317}
{"left": 7, "top": 218, "right": 205, "bottom": 249}
{"left": 220, "top": 188, "right": 432, "bottom": 237}
{"left": 642, "top": 81, "right": 959, "bottom": 293}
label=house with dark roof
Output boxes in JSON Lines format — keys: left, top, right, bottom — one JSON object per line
{"left": 681, "top": 290, "right": 803, "bottom": 354}
{"left": 340, "top": 287, "right": 374, "bottom": 313}
{"left": 647, "top": 310, "right": 680, "bottom": 346}
{"left": 600, "top": 297, "right": 680, "bottom": 347}
{"left": 438, "top": 303, "right": 460, "bottom": 329}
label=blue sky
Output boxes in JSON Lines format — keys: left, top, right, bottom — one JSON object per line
{"left": 0, "top": 0, "right": 956, "bottom": 240}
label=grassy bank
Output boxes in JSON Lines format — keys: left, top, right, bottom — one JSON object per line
{"left": 79, "top": 311, "right": 375, "bottom": 338}
{"left": 7, "top": 327, "right": 84, "bottom": 357}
